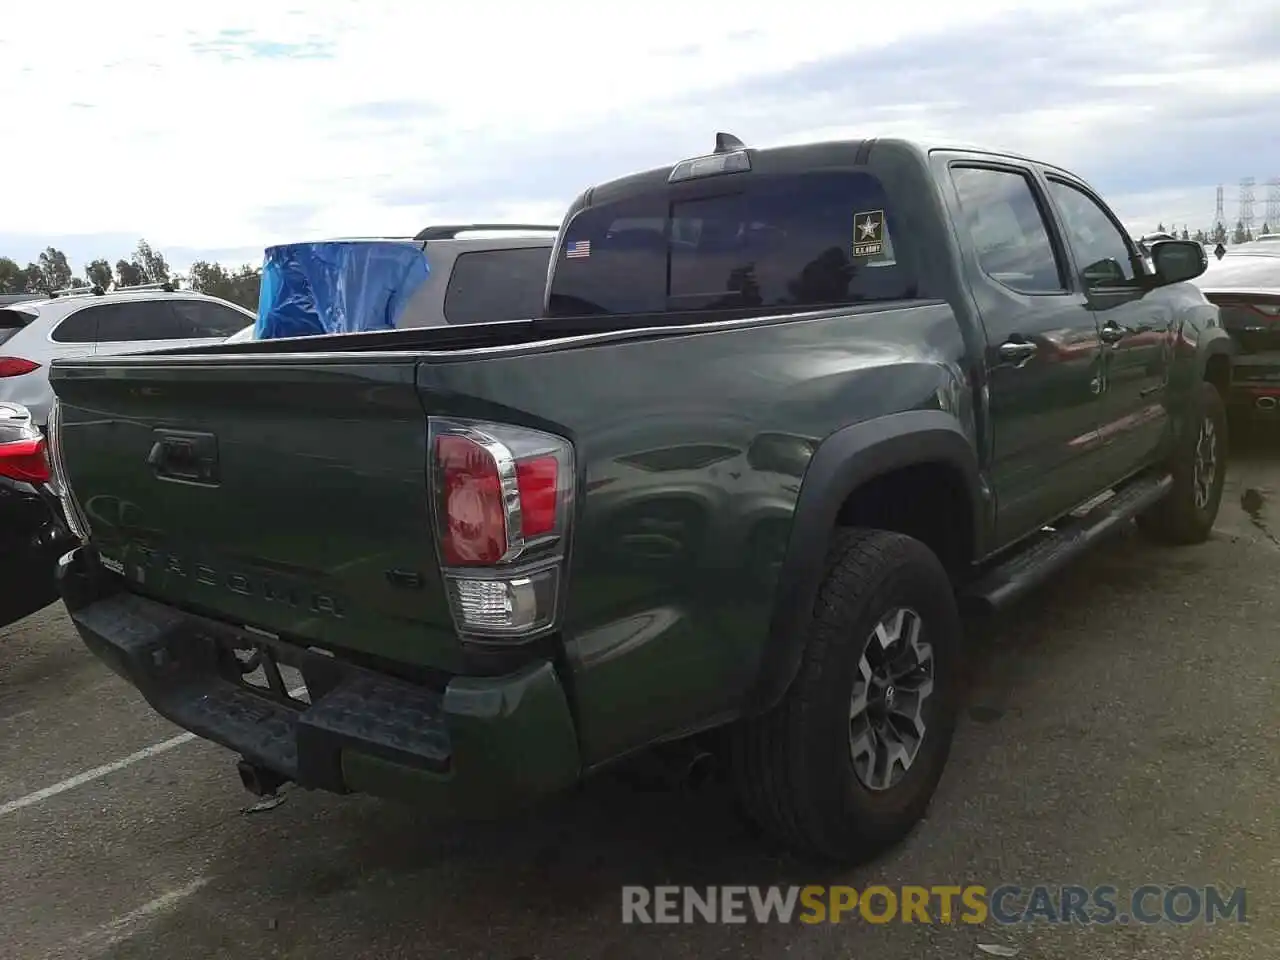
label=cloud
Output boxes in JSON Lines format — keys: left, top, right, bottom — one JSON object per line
{"left": 189, "top": 37, "right": 337, "bottom": 61}
{"left": 1, "top": 0, "right": 1277, "bottom": 274}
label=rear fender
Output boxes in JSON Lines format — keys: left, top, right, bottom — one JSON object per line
{"left": 745, "top": 410, "right": 984, "bottom": 715}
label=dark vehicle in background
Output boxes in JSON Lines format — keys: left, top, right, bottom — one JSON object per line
{"left": 1193, "top": 240, "right": 1280, "bottom": 418}
{"left": 49, "top": 134, "right": 1232, "bottom": 864}
{"left": 0, "top": 403, "right": 74, "bottom": 628}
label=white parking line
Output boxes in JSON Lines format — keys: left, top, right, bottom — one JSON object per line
{"left": 54, "top": 877, "right": 210, "bottom": 958}
{"left": 0, "top": 732, "right": 196, "bottom": 818}
{"left": 0, "top": 683, "right": 307, "bottom": 818}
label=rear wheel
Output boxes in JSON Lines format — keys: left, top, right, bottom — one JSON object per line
{"left": 1137, "top": 380, "right": 1227, "bottom": 545}
{"left": 729, "top": 528, "right": 961, "bottom": 863}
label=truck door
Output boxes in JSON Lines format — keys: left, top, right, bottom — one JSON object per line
{"left": 1042, "top": 176, "right": 1172, "bottom": 482}
{"left": 943, "top": 161, "right": 1107, "bottom": 545}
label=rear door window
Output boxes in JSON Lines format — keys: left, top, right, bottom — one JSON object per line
{"left": 443, "top": 247, "right": 553, "bottom": 324}
{"left": 0, "top": 308, "right": 34, "bottom": 346}
{"left": 92, "top": 302, "right": 191, "bottom": 342}
{"left": 948, "top": 166, "right": 1066, "bottom": 294}
{"left": 546, "top": 171, "right": 916, "bottom": 319}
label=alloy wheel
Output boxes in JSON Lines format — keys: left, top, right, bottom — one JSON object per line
{"left": 849, "top": 607, "right": 935, "bottom": 791}
{"left": 1193, "top": 415, "right": 1217, "bottom": 510}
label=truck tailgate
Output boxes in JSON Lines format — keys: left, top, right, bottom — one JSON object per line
{"left": 51, "top": 355, "right": 463, "bottom": 672}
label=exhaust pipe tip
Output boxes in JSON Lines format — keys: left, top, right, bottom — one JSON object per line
{"left": 1257, "top": 396, "right": 1277, "bottom": 410}
{"left": 236, "top": 758, "right": 290, "bottom": 797}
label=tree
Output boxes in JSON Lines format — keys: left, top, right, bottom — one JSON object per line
{"left": 1264, "top": 222, "right": 1273, "bottom": 235}
{"left": 1232, "top": 219, "right": 1247, "bottom": 245}
{"left": 0, "top": 257, "right": 30, "bottom": 294}
{"left": 1157, "top": 222, "right": 1167, "bottom": 233}
{"left": 32, "top": 247, "right": 73, "bottom": 294}
{"left": 114, "top": 259, "right": 144, "bottom": 287}
{"left": 1194, "top": 229, "right": 1207, "bottom": 244}
{"left": 85, "top": 259, "right": 113, "bottom": 291}
{"left": 187, "top": 259, "right": 229, "bottom": 294}
{"left": 188, "top": 259, "right": 261, "bottom": 311}
{"left": 1181, "top": 228, "right": 1190, "bottom": 240}
{"left": 130, "top": 239, "right": 170, "bottom": 284}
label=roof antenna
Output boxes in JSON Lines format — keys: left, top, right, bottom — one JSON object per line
{"left": 714, "top": 132, "right": 745, "bottom": 154}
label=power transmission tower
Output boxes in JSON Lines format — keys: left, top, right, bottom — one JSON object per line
{"left": 1266, "top": 178, "right": 1280, "bottom": 232}
{"left": 1239, "top": 177, "right": 1256, "bottom": 237}
{"left": 1214, "top": 185, "right": 1225, "bottom": 240}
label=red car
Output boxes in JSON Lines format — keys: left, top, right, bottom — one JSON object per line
{"left": 0, "top": 402, "right": 77, "bottom": 627}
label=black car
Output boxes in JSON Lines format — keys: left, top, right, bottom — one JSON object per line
{"left": 1, "top": 402, "right": 76, "bottom": 627}
{"left": 1193, "top": 240, "right": 1280, "bottom": 418}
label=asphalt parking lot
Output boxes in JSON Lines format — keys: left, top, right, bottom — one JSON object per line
{"left": 3, "top": 429, "right": 1278, "bottom": 960}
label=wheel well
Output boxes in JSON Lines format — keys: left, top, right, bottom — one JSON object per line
{"left": 836, "top": 462, "right": 975, "bottom": 577}
{"left": 1204, "top": 353, "right": 1230, "bottom": 396}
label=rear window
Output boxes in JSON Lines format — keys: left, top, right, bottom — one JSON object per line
{"left": 546, "top": 171, "right": 916, "bottom": 318}
{"left": 0, "top": 308, "right": 33, "bottom": 346}
{"left": 442, "top": 247, "right": 553, "bottom": 324}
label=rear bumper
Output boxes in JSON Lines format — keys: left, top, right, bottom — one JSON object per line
{"left": 1229, "top": 355, "right": 1280, "bottom": 414}
{"left": 57, "top": 546, "right": 581, "bottom": 817}
{"left": 0, "top": 481, "right": 77, "bottom": 627}
{"left": 1228, "top": 382, "right": 1280, "bottom": 415}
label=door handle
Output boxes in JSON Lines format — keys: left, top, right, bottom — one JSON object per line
{"left": 147, "top": 430, "right": 220, "bottom": 484}
{"left": 997, "top": 340, "right": 1038, "bottom": 363}
{"left": 1099, "top": 324, "right": 1127, "bottom": 344}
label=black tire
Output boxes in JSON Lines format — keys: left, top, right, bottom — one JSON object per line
{"left": 1136, "top": 380, "right": 1228, "bottom": 545}
{"left": 729, "top": 528, "right": 961, "bottom": 863}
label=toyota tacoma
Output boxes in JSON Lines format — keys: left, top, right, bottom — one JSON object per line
{"left": 47, "top": 133, "right": 1232, "bottom": 863}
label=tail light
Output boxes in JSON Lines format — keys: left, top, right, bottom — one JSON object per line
{"left": 0, "top": 436, "right": 50, "bottom": 484}
{"left": 429, "top": 418, "right": 575, "bottom": 641}
{"left": 1211, "top": 297, "right": 1280, "bottom": 331}
{"left": 46, "top": 402, "right": 89, "bottom": 542}
{"left": 0, "top": 357, "right": 40, "bottom": 378}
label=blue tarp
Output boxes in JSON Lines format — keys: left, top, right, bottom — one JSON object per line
{"left": 255, "top": 240, "right": 430, "bottom": 340}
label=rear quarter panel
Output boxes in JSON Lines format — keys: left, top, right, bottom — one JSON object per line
{"left": 0, "top": 322, "right": 88, "bottom": 425}
{"left": 420, "top": 303, "right": 976, "bottom": 765}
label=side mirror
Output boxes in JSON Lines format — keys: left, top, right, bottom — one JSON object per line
{"left": 1150, "top": 239, "right": 1207, "bottom": 284}
{"left": 1081, "top": 258, "right": 1127, "bottom": 288}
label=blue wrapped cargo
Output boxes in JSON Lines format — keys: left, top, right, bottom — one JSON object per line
{"left": 255, "top": 239, "right": 430, "bottom": 340}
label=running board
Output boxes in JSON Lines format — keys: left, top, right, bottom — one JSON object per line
{"left": 960, "top": 473, "right": 1173, "bottom": 613}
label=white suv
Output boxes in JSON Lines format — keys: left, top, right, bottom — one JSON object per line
{"left": 228, "top": 225, "right": 559, "bottom": 341}
{"left": 0, "top": 283, "right": 255, "bottom": 426}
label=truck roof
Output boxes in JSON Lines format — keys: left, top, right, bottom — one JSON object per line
{"left": 580, "top": 135, "right": 1065, "bottom": 207}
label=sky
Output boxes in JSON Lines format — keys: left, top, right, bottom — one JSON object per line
{"left": 1, "top": 0, "right": 1277, "bottom": 276}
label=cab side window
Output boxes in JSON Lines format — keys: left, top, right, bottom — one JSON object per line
{"left": 950, "top": 166, "right": 1066, "bottom": 295}
{"left": 1046, "top": 179, "right": 1138, "bottom": 286}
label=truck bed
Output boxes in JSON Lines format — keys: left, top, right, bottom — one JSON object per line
{"left": 50, "top": 296, "right": 960, "bottom": 762}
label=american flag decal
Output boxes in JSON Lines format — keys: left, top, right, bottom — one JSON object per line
{"left": 565, "top": 239, "right": 591, "bottom": 259}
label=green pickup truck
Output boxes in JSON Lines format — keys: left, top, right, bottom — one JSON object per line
{"left": 47, "top": 133, "right": 1232, "bottom": 864}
